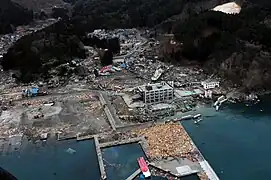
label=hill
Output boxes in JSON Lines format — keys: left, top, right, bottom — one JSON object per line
{"left": 166, "top": 4, "right": 271, "bottom": 90}
{"left": 0, "top": 0, "right": 33, "bottom": 34}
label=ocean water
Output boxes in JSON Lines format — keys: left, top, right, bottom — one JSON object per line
{"left": 102, "top": 143, "right": 146, "bottom": 180}
{"left": 182, "top": 96, "right": 271, "bottom": 180}
{"left": 0, "top": 139, "right": 100, "bottom": 180}
{"left": 1, "top": 96, "right": 271, "bottom": 180}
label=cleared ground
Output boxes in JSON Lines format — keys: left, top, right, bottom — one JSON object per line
{"left": 0, "top": 92, "right": 110, "bottom": 140}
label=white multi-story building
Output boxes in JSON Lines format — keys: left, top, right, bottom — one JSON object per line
{"left": 138, "top": 82, "right": 174, "bottom": 104}
{"left": 201, "top": 81, "right": 220, "bottom": 90}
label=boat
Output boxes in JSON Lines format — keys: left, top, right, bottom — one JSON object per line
{"left": 220, "top": 99, "right": 227, "bottom": 104}
{"left": 180, "top": 115, "right": 193, "bottom": 120}
{"left": 214, "top": 95, "right": 226, "bottom": 107}
{"left": 217, "top": 95, "right": 225, "bottom": 102}
{"left": 193, "top": 114, "right": 202, "bottom": 119}
{"left": 151, "top": 68, "right": 164, "bottom": 81}
{"left": 194, "top": 119, "right": 202, "bottom": 124}
{"left": 213, "top": 101, "right": 219, "bottom": 107}
{"left": 137, "top": 157, "right": 151, "bottom": 178}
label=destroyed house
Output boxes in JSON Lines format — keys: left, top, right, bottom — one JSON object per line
{"left": 138, "top": 82, "right": 174, "bottom": 104}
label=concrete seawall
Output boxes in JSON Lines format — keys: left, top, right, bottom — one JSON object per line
{"left": 100, "top": 137, "right": 143, "bottom": 148}
{"left": 104, "top": 106, "right": 117, "bottom": 131}
{"left": 94, "top": 136, "right": 106, "bottom": 180}
{"left": 98, "top": 92, "right": 117, "bottom": 131}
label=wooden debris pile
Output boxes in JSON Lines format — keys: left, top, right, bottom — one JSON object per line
{"left": 133, "top": 123, "right": 194, "bottom": 158}
{"left": 198, "top": 172, "right": 209, "bottom": 180}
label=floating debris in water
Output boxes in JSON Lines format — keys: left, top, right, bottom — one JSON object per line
{"left": 66, "top": 148, "right": 76, "bottom": 154}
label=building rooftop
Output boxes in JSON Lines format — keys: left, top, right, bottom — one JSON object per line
{"left": 138, "top": 82, "right": 173, "bottom": 92}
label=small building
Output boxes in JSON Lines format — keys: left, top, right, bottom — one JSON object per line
{"left": 201, "top": 81, "right": 220, "bottom": 90}
{"left": 138, "top": 82, "right": 174, "bottom": 104}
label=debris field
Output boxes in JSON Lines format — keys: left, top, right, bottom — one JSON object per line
{"left": 133, "top": 123, "right": 194, "bottom": 159}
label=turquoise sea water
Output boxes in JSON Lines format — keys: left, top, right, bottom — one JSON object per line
{"left": 0, "top": 139, "right": 100, "bottom": 180}
{"left": 182, "top": 96, "right": 271, "bottom": 180}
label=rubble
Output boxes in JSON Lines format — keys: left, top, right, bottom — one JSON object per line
{"left": 0, "top": 24, "right": 224, "bottom": 180}
{"left": 198, "top": 172, "right": 209, "bottom": 180}
{"left": 0, "top": 91, "right": 110, "bottom": 141}
{"left": 66, "top": 148, "right": 76, "bottom": 154}
{"left": 132, "top": 123, "right": 194, "bottom": 159}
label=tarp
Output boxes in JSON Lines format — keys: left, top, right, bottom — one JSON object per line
{"left": 120, "top": 63, "right": 127, "bottom": 69}
{"left": 30, "top": 87, "right": 39, "bottom": 95}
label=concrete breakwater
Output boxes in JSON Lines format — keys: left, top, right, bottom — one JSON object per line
{"left": 94, "top": 136, "right": 106, "bottom": 180}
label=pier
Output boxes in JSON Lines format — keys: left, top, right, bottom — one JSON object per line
{"left": 125, "top": 168, "right": 141, "bottom": 180}
{"left": 100, "top": 137, "right": 143, "bottom": 148}
{"left": 94, "top": 136, "right": 106, "bottom": 180}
